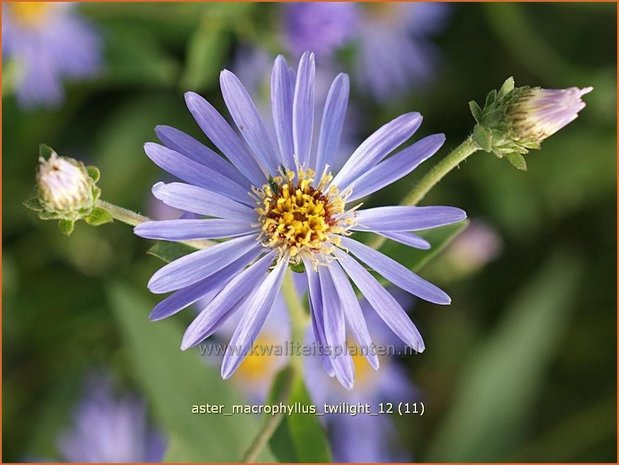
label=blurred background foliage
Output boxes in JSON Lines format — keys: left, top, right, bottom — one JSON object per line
{"left": 3, "top": 2, "right": 616, "bottom": 462}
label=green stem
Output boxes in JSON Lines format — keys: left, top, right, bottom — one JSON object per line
{"left": 241, "top": 367, "right": 296, "bottom": 463}
{"left": 281, "top": 269, "right": 309, "bottom": 368}
{"left": 96, "top": 199, "right": 149, "bottom": 226}
{"left": 96, "top": 199, "right": 215, "bottom": 249}
{"left": 369, "top": 136, "right": 481, "bottom": 250}
{"left": 241, "top": 269, "right": 308, "bottom": 462}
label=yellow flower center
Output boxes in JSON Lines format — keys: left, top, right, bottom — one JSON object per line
{"left": 9, "top": 2, "right": 52, "bottom": 26}
{"left": 233, "top": 337, "right": 280, "bottom": 383}
{"left": 255, "top": 168, "right": 352, "bottom": 265}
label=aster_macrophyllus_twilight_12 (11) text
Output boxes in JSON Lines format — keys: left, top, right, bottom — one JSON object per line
{"left": 134, "top": 51, "right": 467, "bottom": 390}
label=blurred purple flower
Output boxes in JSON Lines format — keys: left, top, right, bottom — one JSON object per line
{"left": 444, "top": 220, "right": 502, "bottom": 275}
{"left": 305, "top": 288, "right": 418, "bottom": 461}
{"left": 282, "top": 3, "right": 358, "bottom": 58}
{"left": 58, "top": 376, "right": 165, "bottom": 462}
{"left": 281, "top": 3, "right": 450, "bottom": 101}
{"left": 355, "top": 3, "right": 450, "bottom": 101}
{"left": 2, "top": 2, "right": 102, "bottom": 109}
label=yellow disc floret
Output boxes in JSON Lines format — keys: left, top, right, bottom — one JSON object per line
{"left": 255, "top": 168, "right": 354, "bottom": 265}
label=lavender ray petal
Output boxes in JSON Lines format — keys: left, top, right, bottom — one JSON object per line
{"left": 148, "top": 235, "right": 260, "bottom": 294}
{"left": 181, "top": 251, "right": 277, "bottom": 349}
{"left": 303, "top": 259, "right": 336, "bottom": 377}
{"left": 271, "top": 55, "right": 296, "bottom": 169}
{"left": 334, "top": 249, "right": 425, "bottom": 352}
{"left": 135, "top": 219, "right": 256, "bottom": 241}
{"left": 152, "top": 182, "right": 257, "bottom": 221}
{"left": 340, "top": 236, "right": 450, "bottom": 305}
{"left": 315, "top": 73, "right": 350, "bottom": 176}
{"left": 319, "top": 266, "right": 355, "bottom": 390}
{"left": 220, "top": 70, "right": 279, "bottom": 175}
{"left": 328, "top": 261, "right": 379, "bottom": 370}
{"left": 221, "top": 256, "right": 289, "bottom": 378}
{"left": 292, "top": 51, "right": 316, "bottom": 167}
{"left": 333, "top": 112, "right": 422, "bottom": 190}
{"left": 353, "top": 205, "right": 467, "bottom": 232}
{"left": 154, "top": 125, "right": 251, "bottom": 188}
{"left": 185, "top": 91, "right": 266, "bottom": 186}
{"left": 148, "top": 248, "right": 262, "bottom": 321}
{"left": 347, "top": 133, "right": 445, "bottom": 201}
{"left": 144, "top": 143, "right": 251, "bottom": 205}
{"left": 372, "top": 231, "right": 431, "bottom": 250}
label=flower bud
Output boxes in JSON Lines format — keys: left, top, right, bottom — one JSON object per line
{"left": 37, "top": 151, "right": 94, "bottom": 216}
{"left": 470, "top": 78, "right": 592, "bottom": 170}
{"left": 507, "top": 86, "right": 593, "bottom": 146}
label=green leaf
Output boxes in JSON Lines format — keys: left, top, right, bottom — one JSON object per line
{"left": 287, "top": 375, "right": 331, "bottom": 462}
{"left": 39, "top": 143, "right": 55, "bottom": 158}
{"left": 484, "top": 89, "right": 497, "bottom": 107}
{"left": 268, "top": 367, "right": 332, "bottom": 462}
{"left": 23, "top": 197, "right": 43, "bottom": 212}
{"left": 469, "top": 100, "right": 483, "bottom": 123}
{"left": 426, "top": 250, "right": 583, "bottom": 461}
{"left": 147, "top": 241, "right": 198, "bottom": 263}
{"left": 58, "top": 220, "right": 75, "bottom": 236}
{"left": 86, "top": 165, "right": 101, "bottom": 183}
{"left": 84, "top": 207, "right": 114, "bottom": 226}
{"left": 180, "top": 15, "right": 228, "bottom": 91}
{"left": 473, "top": 124, "right": 493, "bottom": 152}
{"left": 379, "top": 221, "right": 470, "bottom": 273}
{"left": 505, "top": 152, "right": 528, "bottom": 171}
{"left": 498, "top": 76, "right": 515, "bottom": 97}
{"left": 107, "top": 284, "right": 275, "bottom": 462}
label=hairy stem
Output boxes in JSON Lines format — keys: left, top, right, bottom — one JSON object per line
{"left": 96, "top": 199, "right": 150, "bottom": 226}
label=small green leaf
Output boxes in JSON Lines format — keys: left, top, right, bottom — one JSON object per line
{"left": 498, "top": 76, "right": 515, "bottom": 97}
{"left": 505, "top": 152, "right": 528, "bottom": 171}
{"left": 86, "top": 165, "right": 100, "bottom": 183}
{"left": 84, "top": 207, "right": 114, "bottom": 226}
{"left": 58, "top": 220, "right": 75, "bottom": 236}
{"left": 147, "top": 241, "right": 198, "bottom": 263}
{"left": 484, "top": 89, "right": 497, "bottom": 107}
{"left": 469, "top": 100, "right": 483, "bottom": 123}
{"left": 473, "top": 124, "right": 493, "bottom": 152}
{"left": 23, "top": 197, "right": 43, "bottom": 212}
{"left": 39, "top": 144, "right": 55, "bottom": 158}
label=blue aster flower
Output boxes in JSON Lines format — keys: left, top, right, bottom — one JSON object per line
{"left": 2, "top": 2, "right": 102, "bottom": 109}
{"left": 135, "top": 52, "right": 466, "bottom": 389}
{"left": 305, "top": 288, "right": 418, "bottom": 461}
{"left": 58, "top": 376, "right": 165, "bottom": 462}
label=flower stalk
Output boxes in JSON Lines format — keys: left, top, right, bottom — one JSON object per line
{"left": 241, "top": 269, "right": 308, "bottom": 462}
{"left": 95, "top": 199, "right": 150, "bottom": 227}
